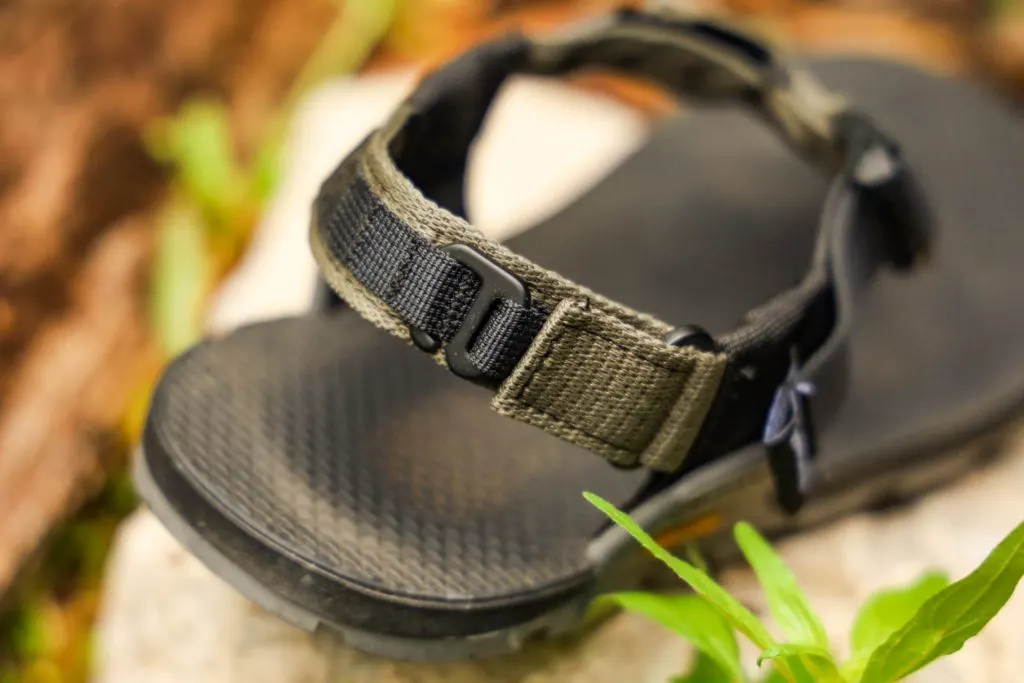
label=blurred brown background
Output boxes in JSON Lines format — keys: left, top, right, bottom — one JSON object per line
{"left": 0, "top": 0, "right": 1021, "bottom": 680}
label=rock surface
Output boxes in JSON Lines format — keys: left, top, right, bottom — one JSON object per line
{"left": 95, "top": 72, "right": 1024, "bottom": 683}
{"left": 94, "top": 436, "right": 1024, "bottom": 683}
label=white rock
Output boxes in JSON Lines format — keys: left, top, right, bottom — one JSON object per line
{"left": 96, "top": 510, "right": 687, "bottom": 683}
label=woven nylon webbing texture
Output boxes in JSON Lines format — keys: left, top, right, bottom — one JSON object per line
{"left": 317, "top": 153, "right": 729, "bottom": 471}
{"left": 494, "top": 300, "right": 727, "bottom": 469}
{"left": 320, "top": 174, "right": 549, "bottom": 380}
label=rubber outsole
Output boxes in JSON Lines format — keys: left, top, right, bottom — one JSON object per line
{"left": 135, "top": 417, "right": 1012, "bottom": 661}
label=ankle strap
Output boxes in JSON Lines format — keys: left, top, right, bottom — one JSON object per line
{"left": 311, "top": 9, "right": 932, "bottom": 505}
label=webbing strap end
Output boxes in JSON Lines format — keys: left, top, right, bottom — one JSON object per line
{"left": 493, "top": 300, "right": 727, "bottom": 471}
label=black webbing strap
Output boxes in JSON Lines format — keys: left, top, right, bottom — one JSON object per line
{"left": 321, "top": 171, "right": 549, "bottom": 380}
{"left": 311, "top": 8, "right": 933, "bottom": 511}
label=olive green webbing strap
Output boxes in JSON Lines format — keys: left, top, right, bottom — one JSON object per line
{"left": 313, "top": 137, "right": 727, "bottom": 469}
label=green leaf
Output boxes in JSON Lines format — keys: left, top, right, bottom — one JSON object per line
{"left": 150, "top": 200, "right": 212, "bottom": 356}
{"left": 9, "top": 606, "right": 48, "bottom": 659}
{"left": 286, "top": 0, "right": 398, "bottom": 103}
{"left": 249, "top": 131, "right": 283, "bottom": 205}
{"left": 145, "top": 101, "right": 245, "bottom": 228}
{"left": 734, "top": 522, "right": 830, "bottom": 649}
{"left": 759, "top": 669, "right": 789, "bottom": 683}
{"left": 671, "top": 651, "right": 737, "bottom": 683}
{"left": 607, "top": 593, "right": 744, "bottom": 681}
{"left": 842, "top": 572, "right": 949, "bottom": 680}
{"left": 685, "top": 542, "right": 711, "bottom": 574}
{"left": 759, "top": 645, "right": 843, "bottom": 683}
{"left": 851, "top": 572, "right": 950, "bottom": 653}
{"left": 584, "top": 493, "right": 776, "bottom": 650}
{"left": 859, "top": 521, "right": 1024, "bottom": 683}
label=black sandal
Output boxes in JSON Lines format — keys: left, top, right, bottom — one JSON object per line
{"left": 138, "top": 9, "right": 1024, "bottom": 661}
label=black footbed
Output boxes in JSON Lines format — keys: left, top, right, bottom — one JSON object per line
{"left": 144, "top": 58, "right": 1024, "bottom": 637}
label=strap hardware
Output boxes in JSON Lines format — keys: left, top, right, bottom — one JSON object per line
{"left": 835, "top": 111, "right": 933, "bottom": 270}
{"left": 410, "top": 244, "right": 530, "bottom": 382}
{"left": 763, "top": 353, "right": 817, "bottom": 514}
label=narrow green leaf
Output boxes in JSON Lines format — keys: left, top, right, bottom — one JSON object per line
{"left": 759, "top": 669, "right": 789, "bottom": 683}
{"left": 758, "top": 645, "right": 844, "bottom": 683}
{"left": 685, "top": 542, "right": 711, "bottom": 574}
{"left": 150, "top": 200, "right": 212, "bottom": 356}
{"left": 734, "top": 522, "right": 830, "bottom": 649}
{"left": 584, "top": 493, "right": 776, "bottom": 650}
{"left": 851, "top": 572, "right": 950, "bottom": 654}
{"left": 287, "top": 0, "right": 398, "bottom": 103}
{"left": 608, "top": 593, "right": 744, "bottom": 681}
{"left": 859, "top": 521, "right": 1024, "bottom": 683}
{"left": 671, "top": 651, "right": 737, "bottom": 683}
{"left": 842, "top": 572, "right": 949, "bottom": 680}
{"left": 145, "top": 101, "right": 245, "bottom": 228}
{"left": 249, "top": 131, "right": 283, "bottom": 205}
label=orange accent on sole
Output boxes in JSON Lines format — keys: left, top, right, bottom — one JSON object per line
{"left": 654, "top": 512, "right": 724, "bottom": 550}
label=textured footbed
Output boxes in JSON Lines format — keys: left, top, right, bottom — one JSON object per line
{"left": 144, "top": 58, "right": 1024, "bottom": 634}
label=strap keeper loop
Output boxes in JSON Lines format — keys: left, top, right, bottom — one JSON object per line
{"left": 834, "top": 110, "right": 934, "bottom": 270}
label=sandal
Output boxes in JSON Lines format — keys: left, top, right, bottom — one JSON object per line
{"left": 137, "top": 9, "right": 1024, "bottom": 660}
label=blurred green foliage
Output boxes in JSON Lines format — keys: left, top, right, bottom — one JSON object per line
{"left": 0, "top": 0, "right": 400, "bottom": 680}
{"left": 0, "top": 473, "right": 137, "bottom": 682}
